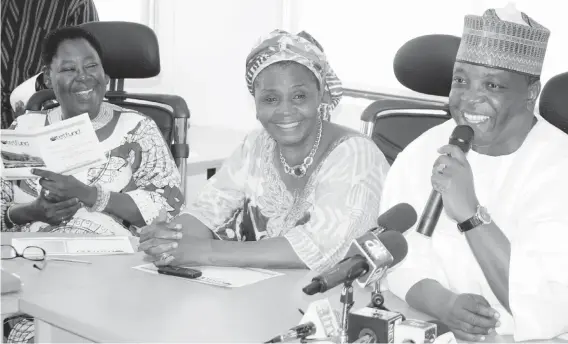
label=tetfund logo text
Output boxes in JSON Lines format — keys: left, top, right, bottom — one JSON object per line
{"left": 50, "top": 129, "right": 81, "bottom": 141}
{"left": 1, "top": 140, "right": 29, "bottom": 146}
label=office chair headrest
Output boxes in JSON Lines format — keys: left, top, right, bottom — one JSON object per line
{"left": 80, "top": 21, "right": 160, "bottom": 79}
{"left": 540, "top": 72, "right": 568, "bottom": 133}
{"left": 393, "top": 34, "right": 461, "bottom": 97}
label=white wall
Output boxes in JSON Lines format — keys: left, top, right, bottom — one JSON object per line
{"left": 96, "top": 0, "right": 567, "bottom": 133}
{"left": 96, "top": 0, "right": 285, "bottom": 131}
{"left": 288, "top": 0, "right": 567, "bottom": 99}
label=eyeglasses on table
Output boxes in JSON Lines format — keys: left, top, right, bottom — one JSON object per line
{"left": 1, "top": 244, "right": 91, "bottom": 270}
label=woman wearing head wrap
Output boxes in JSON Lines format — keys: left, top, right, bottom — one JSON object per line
{"left": 139, "top": 30, "right": 389, "bottom": 273}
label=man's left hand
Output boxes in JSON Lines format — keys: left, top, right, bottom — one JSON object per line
{"left": 32, "top": 169, "right": 95, "bottom": 205}
{"left": 431, "top": 144, "right": 478, "bottom": 223}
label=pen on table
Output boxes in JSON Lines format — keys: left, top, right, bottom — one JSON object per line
{"left": 298, "top": 308, "right": 305, "bottom": 315}
{"left": 47, "top": 257, "right": 92, "bottom": 264}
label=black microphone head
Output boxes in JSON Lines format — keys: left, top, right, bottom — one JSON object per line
{"left": 376, "top": 203, "right": 418, "bottom": 233}
{"left": 377, "top": 230, "right": 408, "bottom": 266}
{"left": 302, "top": 280, "right": 322, "bottom": 296}
{"left": 449, "top": 125, "right": 474, "bottom": 153}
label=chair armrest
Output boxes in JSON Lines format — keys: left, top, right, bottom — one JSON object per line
{"left": 105, "top": 92, "right": 190, "bottom": 119}
{"left": 361, "top": 99, "right": 449, "bottom": 122}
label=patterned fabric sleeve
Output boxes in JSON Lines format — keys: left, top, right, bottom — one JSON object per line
{"left": 1, "top": 115, "right": 33, "bottom": 232}
{"left": 68, "top": 0, "right": 99, "bottom": 24}
{"left": 181, "top": 131, "right": 257, "bottom": 238}
{"left": 1, "top": 178, "right": 15, "bottom": 231}
{"left": 123, "top": 117, "right": 184, "bottom": 225}
{"left": 284, "top": 137, "right": 390, "bottom": 273}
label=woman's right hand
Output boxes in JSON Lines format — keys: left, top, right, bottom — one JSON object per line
{"left": 29, "top": 189, "right": 82, "bottom": 225}
{"left": 439, "top": 293, "right": 501, "bottom": 342}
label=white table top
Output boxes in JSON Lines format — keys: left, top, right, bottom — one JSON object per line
{"left": 2, "top": 233, "right": 556, "bottom": 343}
{"left": 0, "top": 233, "right": 423, "bottom": 342}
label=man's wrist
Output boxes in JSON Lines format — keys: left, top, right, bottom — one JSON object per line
{"left": 456, "top": 203, "right": 479, "bottom": 223}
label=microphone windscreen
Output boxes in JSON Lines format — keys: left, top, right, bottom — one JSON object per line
{"left": 377, "top": 203, "right": 418, "bottom": 233}
{"left": 378, "top": 231, "right": 408, "bottom": 266}
{"left": 449, "top": 125, "right": 474, "bottom": 153}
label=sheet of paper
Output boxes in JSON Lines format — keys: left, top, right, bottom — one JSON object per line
{"left": 133, "top": 263, "right": 283, "bottom": 288}
{"left": 11, "top": 236, "right": 134, "bottom": 256}
{"left": 1, "top": 113, "right": 106, "bottom": 179}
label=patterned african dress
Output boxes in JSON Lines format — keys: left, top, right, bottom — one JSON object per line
{"left": 1, "top": 102, "right": 184, "bottom": 234}
{"left": 1, "top": 102, "right": 184, "bottom": 344}
{"left": 183, "top": 128, "right": 390, "bottom": 273}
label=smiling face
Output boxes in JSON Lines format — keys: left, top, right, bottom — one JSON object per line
{"left": 45, "top": 38, "right": 109, "bottom": 118}
{"left": 253, "top": 61, "right": 322, "bottom": 148}
{"left": 449, "top": 62, "right": 540, "bottom": 150}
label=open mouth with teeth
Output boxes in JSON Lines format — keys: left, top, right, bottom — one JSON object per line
{"left": 276, "top": 122, "right": 300, "bottom": 129}
{"left": 74, "top": 89, "right": 93, "bottom": 100}
{"left": 463, "top": 112, "right": 490, "bottom": 124}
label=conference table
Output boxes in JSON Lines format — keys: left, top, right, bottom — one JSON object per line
{"left": 0, "top": 233, "right": 561, "bottom": 343}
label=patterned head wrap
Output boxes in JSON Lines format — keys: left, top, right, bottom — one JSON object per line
{"left": 456, "top": 6, "right": 550, "bottom": 77}
{"left": 245, "top": 30, "right": 342, "bottom": 121}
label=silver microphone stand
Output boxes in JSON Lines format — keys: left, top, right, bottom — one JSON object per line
{"left": 338, "top": 280, "right": 355, "bottom": 344}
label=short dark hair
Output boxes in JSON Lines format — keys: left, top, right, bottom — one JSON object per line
{"left": 41, "top": 26, "right": 104, "bottom": 67}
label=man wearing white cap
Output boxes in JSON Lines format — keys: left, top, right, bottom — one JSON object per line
{"left": 382, "top": 5, "right": 568, "bottom": 342}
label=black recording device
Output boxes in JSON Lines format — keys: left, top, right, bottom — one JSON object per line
{"left": 157, "top": 266, "right": 202, "bottom": 279}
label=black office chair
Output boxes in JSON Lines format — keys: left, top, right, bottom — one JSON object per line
{"left": 540, "top": 72, "right": 568, "bottom": 134}
{"left": 25, "top": 21, "right": 190, "bottom": 192}
{"left": 360, "top": 34, "right": 460, "bottom": 164}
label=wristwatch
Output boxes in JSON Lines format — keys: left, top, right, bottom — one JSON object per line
{"left": 457, "top": 205, "right": 492, "bottom": 233}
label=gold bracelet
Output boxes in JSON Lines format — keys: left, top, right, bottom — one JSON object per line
{"left": 5, "top": 204, "right": 17, "bottom": 227}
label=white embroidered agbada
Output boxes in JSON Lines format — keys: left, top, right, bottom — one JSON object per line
{"left": 382, "top": 118, "right": 568, "bottom": 341}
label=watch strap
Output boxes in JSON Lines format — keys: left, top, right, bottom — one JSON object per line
{"left": 458, "top": 215, "right": 483, "bottom": 232}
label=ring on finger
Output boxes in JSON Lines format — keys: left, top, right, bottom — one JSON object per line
{"left": 43, "top": 189, "right": 50, "bottom": 197}
{"left": 435, "top": 163, "right": 447, "bottom": 174}
{"left": 159, "top": 252, "right": 171, "bottom": 261}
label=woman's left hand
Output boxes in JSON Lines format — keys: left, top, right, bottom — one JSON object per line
{"left": 139, "top": 212, "right": 212, "bottom": 267}
{"left": 32, "top": 169, "right": 94, "bottom": 204}
{"left": 139, "top": 220, "right": 183, "bottom": 266}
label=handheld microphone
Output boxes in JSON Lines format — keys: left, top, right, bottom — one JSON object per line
{"left": 264, "top": 322, "right": 316, "bottom": 343}
{"left": 416, "top": 125, "right": 474, "bottom": 237}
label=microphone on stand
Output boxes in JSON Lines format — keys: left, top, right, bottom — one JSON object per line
{"left": 374, "top": 203, "right": 417, "bottom": 234}
{"left": 264, "top": 322, "right": 316, "bottom": 343}
{"left": 416, "top": 125, "right": 474, "bottom": 237}
{"left": 298, "top": 298, "right": 341, "bottom": 343}
{"left": 302, "top": 203, "right": 416, "bottom": 295}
